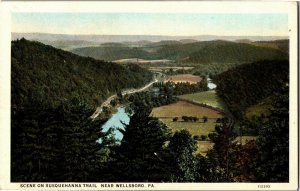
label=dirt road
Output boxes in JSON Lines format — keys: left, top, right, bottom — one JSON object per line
{"left": 90, "top": 79, "right": 158, "bottom": 119}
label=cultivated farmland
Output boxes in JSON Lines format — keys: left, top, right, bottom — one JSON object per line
{"left": 165, "top": 74, "right": 202, "bottom": 84}
{"left": 114, "top": 58, "right": 173, "bottom": 64}
{"left": 152, "top": 100, "right": 222, "bottom": 119}
{"left": 159, "top": 118, "right": 217, "bottom": 137}
{"left": 152, "top": 100, "right": 223, "bottom": 155}
{"left": 148, "top": 66, "right": 194, "bottom": 72}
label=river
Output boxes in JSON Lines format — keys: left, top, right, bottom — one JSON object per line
{"left": 101, "top": 107, "right": 130, "bottom": 141}
{"left": 207, "top": 77, "right": 217, "bottom": 89}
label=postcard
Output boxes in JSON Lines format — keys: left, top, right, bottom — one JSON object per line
{"left": 0, "top": 1, "right": 298, "bottom": 190}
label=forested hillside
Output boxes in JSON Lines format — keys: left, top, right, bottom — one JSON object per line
{"left": 71, "top": 46, "right": 157, "bottom": 61}
{"left": 70, "top": 40, "right": 288, "bottom": 64}
{"left": 212, "top": 60, "right": 289, "bottom": 182}
{"left": 187, "top": 41, "right": 288, "bottom": 63}
{"left": 11, "top": 38, "right": 153, "bottom": 108}
{"left": 11, "top": 38, "right": 153, "bottom": 182}
{"left": 251, "top": 39, "right": 289, "bottom": 53}
{"left": 215, "top": 60, "right": 289, "bottom": 119}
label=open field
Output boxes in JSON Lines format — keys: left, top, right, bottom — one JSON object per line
{"left": 113, "top": 58, "right": 173, "bottom": 64}
{"left": 148, "top": 66, "right": 194, "bottom": 72}
{"left": 245, "top": 96, "right": 274, "bottom": 119}
{"left": 159, "top": 118, "right": 217, "bottom": 156}
{"left": 152, "top": 100, "right": 222, "bottom": 119}
{"left": 159, "top": 119, "right": 216, "bottom": 137}
{"left": 152, "top": 100, "right": 224, "bottom": 155}
{"left": 165, "top": 74, "right": 202, "bottom": 84}
{"left": 178, "top": 90, "right": 225, "bottom": 110}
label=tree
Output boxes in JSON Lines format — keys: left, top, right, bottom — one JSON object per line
{"left": 193, "top": 117, "right": 199, "bottom": 122}
{"left": 11, "top": 101, "right": 61, "bottom": 181}
{"left": 117, "top": 91, "right": 123, "bottom": 98}
{"left": 206, "top": 118, "right": 237, "bottom": 181}
{"left": 231, "top": 140, "right": 258, "bottom": 182}
{"left": 200, "top": 135, "right": 207, "bottom": 141}
{"left": 216, "top": 118, "right": 222, "bottom": 123}
{"left": 254, "top": 85, "right": 289, "bottom": 182}
{"left": 55, "top": 98, "right": 111, "bottom": 182}
{"left": 168, "top": 129, "right": 197, "bottom": 182}
{"left": 182, "top": 116, "right": 188, "bottom": 122}
{"left": 11, "top": 98, "right": 110, "bottom": 182}
{"left": 109, "top": 103, "right": 171, "bottom": 182}
{"left": 195, "top": 154, "right": 224, "bottom": 182}
{"left": 203, "top": 116, "right": 208, "bottom": 123}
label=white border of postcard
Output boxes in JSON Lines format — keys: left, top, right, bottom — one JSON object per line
{"left": 0, "top": 1, "right": 298, "bottom": 191}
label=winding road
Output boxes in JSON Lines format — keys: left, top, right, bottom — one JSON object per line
{"left": 90, "top": 79, "right": 158, "bottom": 119}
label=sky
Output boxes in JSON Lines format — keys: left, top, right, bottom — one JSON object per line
{"left": 12, "top": 13, "right": 288, "bottom": 36}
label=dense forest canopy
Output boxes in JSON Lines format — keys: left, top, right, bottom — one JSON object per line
{"left": 11, "top": 38, "right": 153, "bottom": 108}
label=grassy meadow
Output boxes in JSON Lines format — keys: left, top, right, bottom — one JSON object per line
{"left": 159, "top": 118, "right": 216, "bottom": 137}
{"left": 178, "top": 90, "right": 225, "bottom": 109}
{"left": 245, "top": 96, "right": 274, "bottom": 119}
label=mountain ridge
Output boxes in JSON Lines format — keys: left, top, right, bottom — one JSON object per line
{"left": 70, "top": 39, "right": 288, "bottom": 63}
{"left": 12, "top": 32, "right": 288, "bottom": 43}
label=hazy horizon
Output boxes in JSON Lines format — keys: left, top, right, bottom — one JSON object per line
{"left": 12, "top": 13, "right": 288, "bottom": 37}
{"left": 12, "top": 32, "right": 288, "bottom": 44}
{"left": 12, "top": 31, "right": 288, "bottom": 38}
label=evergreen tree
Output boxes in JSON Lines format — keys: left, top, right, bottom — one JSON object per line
{"left": 195, "top": 154, "right": 224, "bottom": 182}
{"left": 206, "top": 118, "right": 237, "bottom": 181}
{"left": 11, "top": 98, "right": 110, "bottom": 182}
{"left": 11, "top": 100, "right": 61, "bottom": 181}
{"left": 55, "top": 98, "right": 110, "bottom": 181}
{"left": 109, "top": 103, "right": 171, "bottom": 182}
{"left": 168, "top": 129, "right": 197, "bottom": 182}
{"left": 254, "top": 84, "right": 289, "bottom": 182}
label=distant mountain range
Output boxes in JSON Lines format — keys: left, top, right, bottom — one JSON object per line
{"left": 12, "top": 32, "right": 288, "bottom": 44}
{"left": 71, "top": 39, "right": 288, "bottom": 63}
{"left": 12, "top": 33, "right": 288, "bottom": 64}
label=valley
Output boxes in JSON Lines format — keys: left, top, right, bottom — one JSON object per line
{"left": 77, "top": 38, "right": 289, "bottom": 157}
{"left": 11, "top": 36, "right": 290, "bottom": 182}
